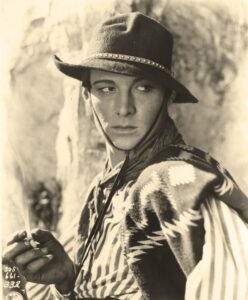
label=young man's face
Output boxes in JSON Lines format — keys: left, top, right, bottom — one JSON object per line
{"left": 87, "top": 69, "right": 167, "bottom": 150}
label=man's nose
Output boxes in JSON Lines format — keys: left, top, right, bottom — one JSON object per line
{"left": 115, "top": 91, "right": 136, "bottom": 116}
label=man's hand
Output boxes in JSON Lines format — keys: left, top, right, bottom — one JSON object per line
{"left": 3, "top": 229, "right": 76, "bottom": 294}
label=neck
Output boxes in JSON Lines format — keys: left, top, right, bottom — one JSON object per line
{"left": 106, "top": 144, "right": 127, "bottom": 168}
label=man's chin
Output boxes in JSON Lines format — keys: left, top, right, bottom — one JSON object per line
{"left": 111, "top": 138, "right": 142, "bottom": 151}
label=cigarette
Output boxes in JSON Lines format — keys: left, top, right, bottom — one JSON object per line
{"left": 24, "top": 237, "right": 40, "bottom": 248}
{"left": 24, "top": 226, "right": 40, "bottom": 248}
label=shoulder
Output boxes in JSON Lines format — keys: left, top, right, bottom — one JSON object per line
{"left": 130, "top": 144, "right": 229, "bottom": 212}
{"left": 138, "top": 144, "right": 221, "bottom": 186}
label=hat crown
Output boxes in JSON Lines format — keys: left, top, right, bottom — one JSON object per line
{"left": 54, "top": 12, "right": 198, "bottom": 103}
{"left": 87, "top": 12, "right": 173, "bottom": 69}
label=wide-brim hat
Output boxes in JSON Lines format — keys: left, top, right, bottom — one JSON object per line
{"left": 54, "top": 12, "right": 198, "bottom": 104}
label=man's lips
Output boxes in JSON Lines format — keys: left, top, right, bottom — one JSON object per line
{"left": 112, "top": 125, "right": 138, "bottom": 132}
{"left": 112, "top": 125, "right": 137, "bottom": 129}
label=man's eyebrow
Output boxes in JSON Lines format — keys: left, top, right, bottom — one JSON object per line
{"left": 133, "top": 77, "right": 156, "bottom": 84}
{"left": 91, "top": 79, "right": 115, "bottom": 85}
{"left": 91, "top": 77, "right": 155, "bottom": 86}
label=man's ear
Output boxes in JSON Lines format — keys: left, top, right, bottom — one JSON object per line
{"left": 82, "top": 87, "right": 91, "bottom": 101}
{"left": 82, "top": 87, "right": 93, "bottom": 117}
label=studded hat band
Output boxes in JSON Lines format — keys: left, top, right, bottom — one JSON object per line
{"left": 84, "top": 53, "right": 174, "bottom": 76}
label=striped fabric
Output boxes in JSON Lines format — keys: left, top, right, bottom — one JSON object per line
{"left": 26, "top": 195, "right": 248, "bottom": 300}
{"left": 26, "top": 198, "right": 248, "bottom": 300}
{"left": 26, "top": 197, "right": 248, "bottom": 300}
{"left": 74, "top": 187, "right": 143, "bottom": 300}
{"left": 185, "top": 198, "right": 248, "bottom": 300}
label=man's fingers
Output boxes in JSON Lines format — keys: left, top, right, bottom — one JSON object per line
{"left": 25, "top": 255, "right": 53, "bottom": 274}
{"left": 31, "top": 229, "right": 56, "bottom": 244}
{"left": 3, "top": 241, "right": 31, "bottom": 263}
{"left": 6, "top": 230, "right": 26, "bottom": 246}
{"left": 14, "top": 247, "right": 49, "bottom": 269}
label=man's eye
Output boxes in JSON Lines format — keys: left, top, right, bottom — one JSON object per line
{"left": 136, "top": 85, "right": 153, "bottom": 92}
{"left": 98, "top": 87, "right": 115, "bottom": 93}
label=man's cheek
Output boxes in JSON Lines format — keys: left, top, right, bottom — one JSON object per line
{"left": 98, "top": 114, "right": 109, "bottom": 129}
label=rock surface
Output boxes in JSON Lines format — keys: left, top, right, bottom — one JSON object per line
{"left": 2, "top": 0, "right": 248, "bottom": 239}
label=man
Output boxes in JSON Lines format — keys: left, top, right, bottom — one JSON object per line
{"left": 3, "top": 12, "right": 248, "bottom": 300}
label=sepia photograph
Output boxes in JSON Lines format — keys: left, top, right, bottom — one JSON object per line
{"left": 1, "top": 0, "right": 248, "bottom": 299}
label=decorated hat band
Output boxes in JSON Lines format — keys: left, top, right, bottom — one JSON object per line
{"left": 84, "top": 53, "right": 173, "bottom": 76}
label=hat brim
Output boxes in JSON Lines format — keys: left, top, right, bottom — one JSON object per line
{"left": 54, "top": 55, "right": 198, "bottom": 103}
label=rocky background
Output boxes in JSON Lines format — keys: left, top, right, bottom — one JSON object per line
{"left": 2, "top": 0, "right": 248, "bottom": 241}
